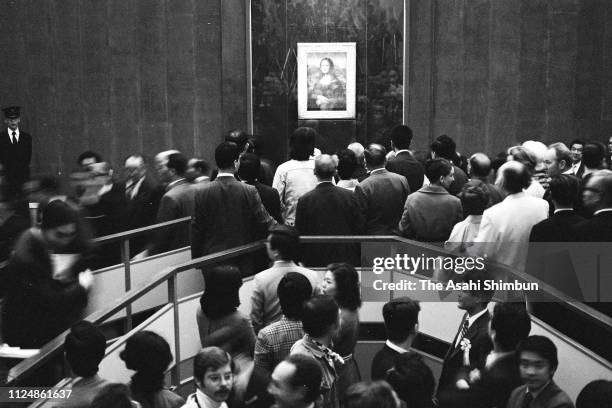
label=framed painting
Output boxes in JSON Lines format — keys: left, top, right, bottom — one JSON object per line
{"left": 297, "top": 42, "right": 356, "bottom": 119}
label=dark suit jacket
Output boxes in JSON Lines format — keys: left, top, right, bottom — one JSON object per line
{"left": 0, "top": 129, "right": 32, "bottom": 185}
{"left": 448, "top": 165, "right": 469, "bottom": 196}
{"left": 529, "top": 210, "right": 585, "bottom": 242}
{"left": 354, "top": 169, "right": 410, "bottom": 234}
{"left": 386, "top": 151, "right": 425, "bottom": 193}
{"left": 123, "top": 175, "right": 163, "bottom": 231}
{"left": 250, "top": 181, "right": 283, "bottom": 224}
{"left": 506, "top": 381, "right": 574, "bottom": 408}
{"left": 464, "top": 177, "right": 505, "bottom": 208}
{"left": 191, "top": 175, "right": 275, "bottom": 269}
{"left": 295, "top": 182, "right": 365, "bottom": 266}
{"left": 150, "top": 179, "right": 195, "bottom": 254}
{"left": 370, "top": 344, "right": 401, "bottom": 381}
{"left": 438, "top": 352, "right": 521, "bottom": 408}
{"left": 438, "top": 311, "right": 493, "bottom": 393}
{"left": 573, "top": 211, "right": 612, "bottom": 242}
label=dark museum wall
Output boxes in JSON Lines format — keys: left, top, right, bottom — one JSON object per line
{"left": 0, "top": 0, "right": 610, "bottom": 174}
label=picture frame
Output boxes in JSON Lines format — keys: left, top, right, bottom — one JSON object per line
{"left": 297, "top": 42, "right": 356, "bottom": 119}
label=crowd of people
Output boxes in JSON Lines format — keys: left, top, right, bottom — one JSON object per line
{"left": 0, "top": 101, "right": 612, "bottom": 407}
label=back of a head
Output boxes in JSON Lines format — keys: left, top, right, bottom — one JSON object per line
{"left": 238, "top": 152, "right": 261, "bottom": 182}
{"left": 582, "top": 142, "right": 605, "bottom": 168}
{"left": 390, "top": 125, "right": 413, "bottom": 150}
{"left": 193, "top": 159, "right": 210, "bottom": 176}
{"left": 424, "top": 158, "right": 452, "bottom": 184}
{"left": 430, "top": 134, "right": 456, "bottom": 160}
{"left": 285, "top": 354, "right": 322, "bottom": 404}
{"left": 522, "top": 140, "right": 548, "bottom": 163}
{"left": 194, "top": 346, "right": 233, "bottom": 382}
{"left": 365, "top": 143, "right": 387, "bottom": 168}
{"left": 327, "top": 262, "right": 362, "bottom": 310}
{"left": 90, "top": 383, "right": 133, "bottom": 408}
{"left": 166, "top": 152, "right": 188, "bottom": 176}
{"left": 460, "top": 268, "right": 495, "bottom": 302}
{"left": 120, "top": 331, "right": 173, "bottom": 376}
{"left": 549, "top": 174, "right": 579, "bottom": 207}
{"left": 590, "top": 170, "right": 612, "bottom": 206}
{"left": 290, "top": 127, "right": 316, "bottom": 161}
{"left": 314, "top": 154, "right": 337, "bottom": 180}
{"left": 336, "top": 149, "right": 357, "bottom": 180}
{"left": 576, "top": 380, "right": 612, "bottom": 408}
{"left": 268, "top": 224, "right": 300, "bottom": 261}
{"left": 347, "top": 142, "right": 365, "bottom": 163}
{"left": 386, "top": 353, "right": 435, "bottom": 408}
{"left": 301, "top": 295, "right": 339, "bottom": 338}
{"left": 201, "top": 265, "right": 242, "bottom": 318}
{"left": 78, "top": 150, "right": 102, "bottom": 166}
{"left": 215, "top": 142, "right": 240, "bottom": 169}
{"left": 469, "top": 153, "right": 492, "bottom": 178}
{"left": 496, "top": 161, "right": 530, "bottom": 194}
{"left": 278, "top": 272, "right": 313, "bottom": 320}
{"left": 508, "top": 146, "right": 537, "bottom": 172}
{"left": 226, "top": 129, "right": 249, "bottom": 151}
{"left": 344, "top": 381, "right": 400, "bottom": 408}
{"left": 490, "top": 303, "right": 531, "bottom": 351}
{"left": 41, "top": 200, "right": 78, "bottom": 230}
{"left": 65, "top": 320, "right": 107, "bottom": 377}
{"left": 517, "top": 335, "right": 558, "bottom": 370}
{"left": 382, "top": 297, "right": 420, "bottom": 343}
{"left": 548, "top": 142, "right": 572, "bottom": 167}
{"left": 459, "top": 184, "right": 489, "bottom": 216}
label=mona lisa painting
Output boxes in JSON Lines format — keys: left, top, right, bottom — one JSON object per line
{"left": 298, "top": 42, "right": 356, "bottom": 119}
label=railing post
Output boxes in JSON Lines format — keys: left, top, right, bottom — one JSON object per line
{"left": 168, "top": 273, "right": 181, "bottom": 386}
{"left": 121, "top": 239, "right": 133, "bottom": 332}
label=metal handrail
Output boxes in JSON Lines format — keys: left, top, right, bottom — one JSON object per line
{"left": 7, "top": 235, "right": 612, "bottom": 385}
{"left": 93, "top": 217, "right": 191, "bottom": 245}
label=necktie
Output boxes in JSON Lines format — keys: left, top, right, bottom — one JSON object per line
{"left": 456, "top": 316, "right": 469, "bottom": 347}
{"left": 11, "top": 131, "right": 16, "bottom": 144}
{"left": 521, "top": 392, "right": 533, "bottom": 408}
{"left": 125, "top": 182, "right": 135, "bottom": 199}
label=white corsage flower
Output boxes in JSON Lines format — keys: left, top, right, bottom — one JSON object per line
{"left": 460, "top": 338, "right": 472, "bottom": 366}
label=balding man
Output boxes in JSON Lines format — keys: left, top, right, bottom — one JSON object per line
{"left": 473, "top": 161, "right": 549, "bottom": 271}
{"left": 295, "top": 154, "right": 364, "bottom": 266}
{"left": 465, "top": 153, "right": 504, "bottom": 208}
{"left": 573, "top": 170, "right": 612, "bottom": 241}
{"left": 355, "top": 144, "right": 410, "bottom": 234}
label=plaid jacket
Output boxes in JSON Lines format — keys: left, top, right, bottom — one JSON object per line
{"left": 254, "top": 317, "right": 304, "bottom": 373}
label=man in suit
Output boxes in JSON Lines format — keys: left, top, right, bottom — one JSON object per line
{"left": 431, "top": 135, "right": 468, "bottom": 195}
{"left": 398, "top": 158, "right": 463, "bottom": 242}
{"left": 191, "top": 142, "right": 276, "bottom": 276}
{"left": 438, "top": 269, "right": 494, "bottom": 394}
{"left": 438, "top": 303, "right": 531, "bottom": 408}
{"left": 238, "top": 153, "right": 283, "bottom": 223}
{"left": 295, "top": 154, "right": 364, "bottom": 267}
{"left": 465, "top": 153, "right": 504, "bottom": 208}
{"left": 186, "top": 158, "right": 211, "bottom": 184}
{"left": 355, "top": 143, "right": 410, "bottom": 235}
{"left": 565, "top": 139, "right": 585, "bottom": 178}
{"left": 268, "top": 354, "right": 323, "bottom": 408}
{"left": 506, "top": 336, "right": 574, "bottom": 408}
{"left": 472, "top": 161, "right": 549, "bottom": 272}
{"left": 574, "top": 169, "right": 612, "bottom": 241}
{"left": 0, "top": 106, "right": 32, "bottom": 186}
{"left": 386, "top": 125, "right": 425, "bottom": 193}
{"left": 371, "top": 297, "right": 420, "bottom": 380}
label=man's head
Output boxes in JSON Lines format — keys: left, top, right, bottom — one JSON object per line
{"left": 576, "top": 380, "right": 612, "bottom": 408}
{"left": 495, "top": 161, "right": 531, "bottom": 195}
{"left": 344, "top": 381, "right": 401, "bottom": 408}
{"left": 582, "top": 142, "right": 606, "bottom": 169}
{"left": 124, "top": 155, "right": 147, "bottom": 183}
{"left": 65, "top": 321, "right": 106, "bottom": 378}
{"left": 468, "top": 153, "right": 492, "bottom": 179}
{"left": 186, "top": 158, "right": 210, "bottom": 182}
{"left": 41, "top": 200, "right": 79, "bottom": 251}
{"left": 386, "top": 353, "right": 435, "bottom": 408}
{"left": 458, "top": 184, "right": 489, "bottom": 216}
{"left": 582, "top": 170, "right": 612, "bottom": 212}
{"left": 489, "top": 303, "right": 531, "bottom": 352}
{"left": 549, "top": 174, "right": 580, "bottom": 208}
{"left": 390, "top": 125, "right": 413, "bottom": 151}
{"left": 266, "top": 225, "right": 300, "bottom": 262}
{"left": 238, "top": 153, "right": 261, "bottom": 183}
{"left": 430, "top": 134, "right": 457, "bottom": 161}
{"left": 301, "top": 295, "right": 339, "bottom": 340}
{"left": 268, "top": 355, "right": 322, "bottom": 408}
{"left": 457, "top": 268, "right": 494, "bottom": 314}
{"left": 364, "top": 143, "right": 387, "bottom": 170}
{"left": 382, "top": 297, "right": 420, "bottom": 345}
{"left": 425, "top": 158, "right": 454, "bottom": 190}
{"left": 543, "top": 143, "right": 572, "bottom": 177}
{"left": 278, "top": 272, "right": 313, "bottom": 320}
{"left": 347, "top": 142, "right": 365, "bottom": 167}
{"left": 193, "top": 347, "right": 234, "bottom": 403}
{"left": 226, "top": 129, "right": 249, "bottom": 152}
{"left": 517, "top": 335, "right": 558, "bottom": 391}
{"left": 569, "top": 139, "right": 585, "bottom": 164}
{"left": 154, "top": 150, "right": 181, "bottom": 183}
{"left": 335, "top": 149, "right": 357, "bottom": 181}
{"left": 3, "top": 106, "right": 21, "bottom": 130}
{"left": 314, "top": 154, "right": 337, "bottom": 181}
{"left": 161, "top": 152, "right": 188, "bottom": 183}
{"left": 77, "top": 151, "right": 103, "bottom": 171}
{"left": 289, "top": 127, "right": 316, "bottom": 161}
{"left": 215, "top": 142, "right": 240, "bottom": 172}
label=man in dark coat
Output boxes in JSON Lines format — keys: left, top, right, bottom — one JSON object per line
{"left": 465, "top": 153, "right": 505, "bottom": 208}
{"left": 574, "top": 170, "right": 612, "bottom": 241}
{"left": 0, "top": 106, "right": 32, "bottom": 186}
{"left": 295, "top": 154, "right": 364, "bottom": 267}
{"left": 386, "top": 125, "right": 425, "bottom": 193}
{"left": 431, "top": 134, "right": 468, "bottom": 195}
{"left": 238, "top": 153, "right": 283, "bottom": 224}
